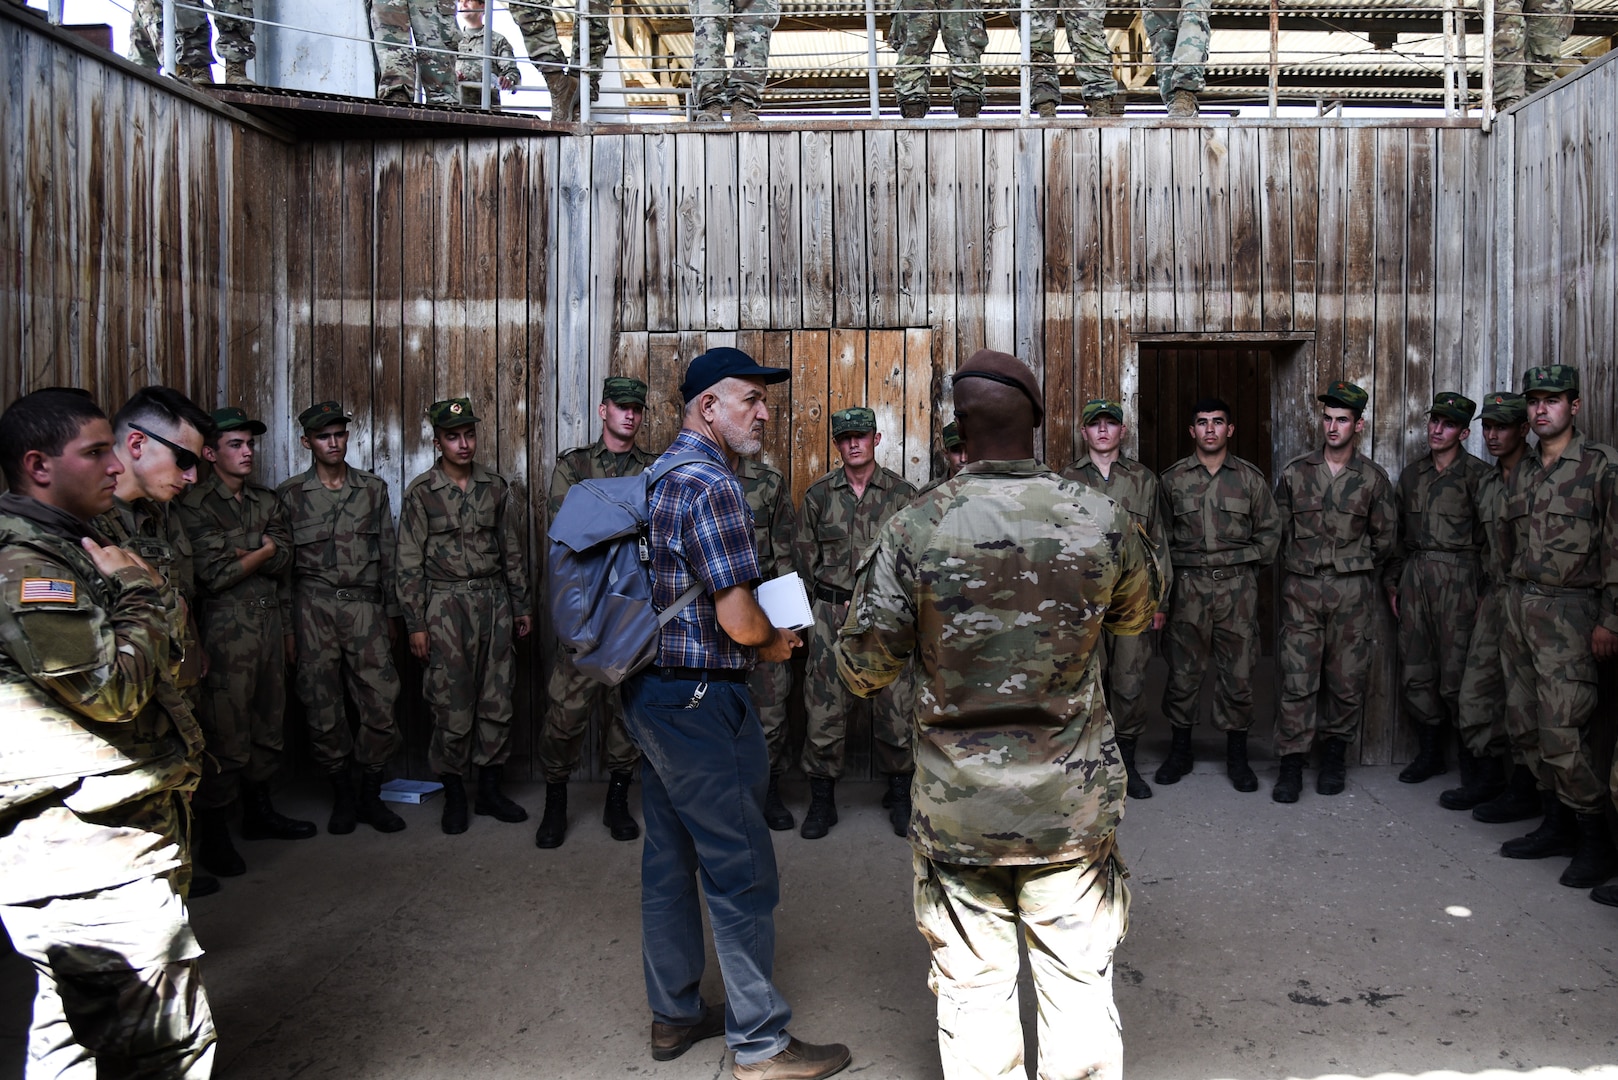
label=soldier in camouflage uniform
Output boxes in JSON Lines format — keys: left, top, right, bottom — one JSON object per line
{"left": 1060, "top": 399, "right": 1172, "bottom": 801}
{"left": 456, "top": 0, "right": 522, "bottom": 107}
{"left": 890, "top": 0, "right": 987, "bottom": 119}
{"left": 1158, "top": 397, "right": 1282, "bottom": 792}
{"left": 1496, "top": 365, "right": 1618, "bottom": 891}
{"left": 1389, "top": 392, "right": 1493, "bottom": 786}
{"left": 398, "top": 398, "right": 533, "bottom": 835}
{"left": 0, "top": 390, "right": 216, "bottom": 1080}
{"left": 1143, "top": 0, "right": 1209, "bottom": 116}
{"left": 367, "top": 0, "right": 461, "bottom": 105}
{"left": 277, "top": 401, "right": 407, "bottom": 838}
{"left": 1493, "top": 0, "right": 1572, "bottom": 107}
{"left": 738, "top": 453, "right": 800, "bottom": 830}
{"left": 835, "top": 351, "right": 1155, "bottom": 1080}
{"left": 507, "top": 0, "right": 610, "bottom": 120}
{"left": 1271, "top": 382, "right": 1398, "bottom": 803}
{"left": 534, "top": 378, "right": 653, "bottom": 850}
{"left": 1029, "top": 0, "right": 1124, "bottom": 117}
{"left": 177, "top": 407, "right": 315, "bottom": 879}
{"left": 794, "top": 406, "right": 917, "bottom": 839}
{"left": 690, "top": 0, "right": 779, "bottom": 121}
{"left": 130, "top": 0, "right": 212, "bottom": 81}
{"left": 916, "top": 421, "right": 966, "bottom": 497}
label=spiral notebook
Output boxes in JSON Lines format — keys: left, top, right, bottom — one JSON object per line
{"left": 755, "top": 573, "right": 814, "bottom": 631}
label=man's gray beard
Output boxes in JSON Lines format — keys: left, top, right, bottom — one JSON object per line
{"left": 715, "top": 416, "right": 763, "bottom": 457}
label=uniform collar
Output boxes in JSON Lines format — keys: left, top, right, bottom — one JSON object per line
{"left": 428, "top": 460, "right": 492, "bottom": 489}
{"left": 958, "top": 458, "right": 1048, "bottom": 478}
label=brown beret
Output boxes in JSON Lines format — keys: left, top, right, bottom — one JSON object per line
{"left": 952, "top": 349, "right": 1045, "bottom": 426}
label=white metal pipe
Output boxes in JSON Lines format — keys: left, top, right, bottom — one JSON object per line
{"left": 1482, "top": 0, "right": 1494, "bottom": 132}
{"left": 1268, "top": 0, "right": 1279, "bottom": 116}
{"left": 579, "top": 7, "right": 591, "bottom": 122}
{"left": 1441, "top": 0, "right": 1455, "bottom": 116}
{"left": 865, "top": 0, "right": 880, "bottom": 117}
{"left": 482, "top": 15, "right": 494, "bottom": 110}
{"left": 163, "top": 0, "right": 177, "bottom": 74}
{"left": 1019, "top": 0, "right": 1031, "bottom": 116}
{"left": 47, "top": 0, "right": 64, "bottom": 24}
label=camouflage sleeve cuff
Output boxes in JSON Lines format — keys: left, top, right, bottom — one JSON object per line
{"left": 110, "top": 563, "right": 162, "bottom": 594}
{"left": 1602, "top": 612, "right": 1618, "bottom": 637}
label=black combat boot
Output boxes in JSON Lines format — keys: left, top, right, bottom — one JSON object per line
{"left": 440, "top": 773, "right": 469, "bottom": 835}
{"left": 1501, "top": 792, "right": 1577, "bottom": 859}
{"left": 241, "top": 782, "right": 317, "bottom": 840}
{"left": 195, "top": 806, "right": 246, "bottom": 877}
{"left": 1225, "top": 731, "right": 1258, "bottom": 792}
{"left": 188, "top": 874, "right": 221, "bottom": 898}
{"left": 1117, "top": 736, "right": 1153, "bottom": 800}
{"left": 1592, "top": 882, "right": 1618, "bottom": 907}
{"left": 1440, "top": 749, "right": 1506, "bottom": 811}
{"left": 327, "top": 766, "right": 358, "bottom": 835}
{"left": 474, "top": 765, "right": 528, "bottom": 823}
{"left": 763, "top": 773, "right": 795, "bottom": 831}
{"left": 1154, "top": 726, "right": 1194, "bottom": 785}
{"left": 356, "top": 768, "right": 405, "bottom": 833}
{"left": 1316, "top": 738, "right": 1350, "bottom": 796}
{"left": 1559, "top": 813, "right": 1618, "bottom": 888}
{"left": 533, "top": 782, "right": 568, "bottom": 848}
{"left": 1398, "top": 722, "right": 1448, "bottom": 783}
{"left": 603, "top": 770, "right": 641, "bottom": 841}
{"left": 885, "top": 772, "right": 913, "bottom": 838}
{"left": 1474, "top": 764, "right": 1544, "bottom": 824}
{"left": 799, "top": 777, "right": 838, "bottom": 840}
{"left": 1272, "top": 754, "right": 1306, "bottom": 803}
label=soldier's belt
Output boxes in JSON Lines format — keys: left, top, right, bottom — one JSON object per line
{"left": 814, "top": 584, "right": 853, "bottom": 604}
{"left": 1176, "top": 565, "right": 1252, "bottom": 581}
{"left": 1412, "top": 549, "right": 1479, "bottom": 566}
{"left": 296, "top": 581, "right": 383, "bottom": 604}
{"left": 427, "top": 576, "right": 503, "bottom": 591}
{"left": 1516, "top": 580, "right": 1598, "bottom": 599}
{"left": 1290, "top": 566, "right": 1372, "bottom": 579}
{"left": 205, "top": 595, "right": 279, "bottom": 609}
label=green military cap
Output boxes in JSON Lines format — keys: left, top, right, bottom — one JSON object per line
{"left": 1081, "top": 398, "right": 1125, "bottom": 425}
{"left": 1522, "top": 365, "right": 1578, "bottom": 395}
{"left": 602, "top": 377, "right": 648, "bottom": 405}
{"left": 298, "top": 400, "right": 352, "bottom": 430}
{"left": 427, "top": 398, "right": 480, "bottom": 429}
{"left": 212, "top": 406, "right": 267, "bottom": 435}
{"left": 831, "top": 407, "right": 877, "bottom": 437}
{"left": 1428, "top": 391, "right": 1476, "bottom": 424}
{"left": 941, "top": 421, "right": 961, "bottom": 450}
{"left": 1480, "top": 391, "right": 1528, "bottom": 423}
{"left": 1317, "top": 380, "right": 1369, "bottom": 412}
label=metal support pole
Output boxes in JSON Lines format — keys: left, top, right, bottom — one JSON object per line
{"left": 1020, "top": 0, "right": 1032, "bottom": 116}
{"left": 1482, "top": 0, "right": 1494, "bottom": 132}
{"left": 1268, "top": 0, "right": 1279, "bottom": 116}
{"left": 579, "top": 7, "right": 592, "bottom": 122}
{"left": 481, "top": 15, "right": 494, "bottom": 110}
{"left": 163, "top": 0, "right": 177, "bottom": 74}
{"left": 1458, "top": 14, "right": 1469, "bottom": 117}
{"left": 47, "top": 0, "right": 64, "bottom": 24}
{"left": 866, "top": 0, "right": 881, "bottom": 117}
{"left": 1441, "top": 0, "right": 1456, "bottom": 116}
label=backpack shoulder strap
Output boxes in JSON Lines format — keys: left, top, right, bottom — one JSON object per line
{"left": 645, "top": 450, "right": 716, "bottom": 489}
{"left": 655, "top": 581, "right": 705, "bottom": 627}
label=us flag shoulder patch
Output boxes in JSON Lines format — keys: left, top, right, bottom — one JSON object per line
{"left": 20, "top": 578, "right": 76, "bottom": 604}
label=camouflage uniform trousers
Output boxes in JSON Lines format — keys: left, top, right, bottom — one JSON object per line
{"left": 1455, "top": 588, "right": 1511, "bottom": 758}
{"left": 204, "top": 0, "right": 256, "bottom": 62}
{"left": 1274, "top": 572, "right": 1379, "bottom": 758}
{"left": 803, "top": 597, "right": 913, "bottom": 779}
{"left": 367, "top": 0, "right": 460, "bottom": 104}
{"left": 509, "top": 0, "right": 611, "bottom": 78}
{"left": 1029, "top": 0, "right": 1120, "bottom": 106}
{"left": 1142, "top": 0, "right": 1209, "bottom": 99}
{"left": 1, "top": 831, "right": 215, "bottom": 1079}
{"left": 1500, "top": 582, "right": 1606, "bottom": 813}
{"left": 1396, "top": 553, "right": 1482, "bottom": 729}
{"left": 194, "top": 598, "right": 286, "bottom": 811}
{"left": 747, "top": 656, "right": 793, "bottom": 774}
{"left": 1161, "top": 568, "right": 1260, "bottom": 733}
{"left": 692, "top": 0, "right": 780, "bottom": 111}
{"left": 292, "top": 588, "right": 403, "bottom": 774}
{"left": 1493, "top": 0, "right": 1572, "bottom": 105}
{"left": 129, "top": 0, "right": 212, "bottom": 71}
{"left": 423, "top": 580, "right": 516, "bottom": 776}
{"left": 536, "top": 651, "right": 639, "bottom": 782}
{"left": 1101, "top": 630, "right": 1155, "bottom": 741}
{"left": 891, "top": 0, "right": 987, "bottom": 108}
{"left": 913, "top": 838, "right": 1130, "bottom": 1080}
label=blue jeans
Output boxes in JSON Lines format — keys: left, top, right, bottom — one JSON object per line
{"left": 621, "top": 672, "right": 793, "bottom": 1066}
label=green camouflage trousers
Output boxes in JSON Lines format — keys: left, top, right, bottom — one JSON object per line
{"left": 1142, "top": 0, "right": 1209, "bottom": 98}
{"left": 747, "top": 655, "right": 793, "bottom": 774}
{"left": 1501, "top": 583, "right": 1605, "bottom": 813}
{"left": 195, "top": 598, "right": 286, "bottom": 810}
{"left": 1274, "top": 572, "right": 1378, "bottom": 757}
{"left": 803, "top": 597, "right": 912, "bottom": 779}
{"left": 2, "top": 872, "right": 215, "bottom": 1080}
{"left": 891, "top": 0, "right": 988, "bottom": 107}
{"left": 292, "top": 589, "right": 403, "bottom": 773}
{"left": 368, "top": 0, "right": 460, "bottom": 104}
{"left": 692, "top": 0, "right": 780, "bottom": 110}
{"left": 1396, "top": 553, "right": 1482, "bottom": 729}
{"left": 1029, "top": 0, "right": 1120, "bottom": 104}
{"left": 537, "top": 651, "right": 639, "bottom": 782}
{"left": 1456, "top": 588, "right": 1511, "bottom": 758}
{"left": 913, "top": 840, "right": 1129, "bottom": 1080}
{"left": 509, "top": 0, "right": 611, "bottom": 74}
{"left": 1100, "top": 630, "right": 1155, "bottom": 740}
{"left": 423, "top": 581, "right": 515, "bottom": 776}
{"left": 129, "top": 0, "right": 211, "bottom": 70}
{"left": 1161, "top": 568, "right": 1259, "bottom": 733}
{"left": 1492, "top": 0, "right": 1572, "bottom": 104}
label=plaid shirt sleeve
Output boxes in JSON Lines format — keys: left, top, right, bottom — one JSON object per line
{"left": 682, "top": 476, "right": 762, "bottom": 594}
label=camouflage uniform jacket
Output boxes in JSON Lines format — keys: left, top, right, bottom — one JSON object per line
{"left": 1160, "top": 454, "right": 1283, "bottom": 568}
{"left": 397, "top": 460, "right": 530, "bottom": 635}
{"left": 835, "top": 460, "right": 1156, "bottom": 867}
{"left": 737, "top": 458, "right": 797, "bottom": 577}
{"left": 1499, "top": 430, "right": 1618, "bottom": 633}
{"left": 548, "top": 439, "right": 657, "bottom": 518}
{"left": 1274, "top": 450, "right": 1398, "bottom": 579}
{"left": 176, "top": 473, "right": 294, "bottom": 625}
{"left": 794, "top": 465, "right": 918, "bottom": 596}
{"left": 455, "top": 26, "right": 521, "bottom": 91}
{"left": 93, "top": 496, "right": 196, "bottom": 677}
{"left": 0, "top": 495, "right": 202, "bottom": 904}
{"left": 1389, "top": 448, "right": 1493, "bottom": 582}
{"left": 1478, "top": 465, "right": 1510, "bottom": 586}
{"left": 277, "top": 466, "right": 403, "bottom": 618}
{"left": 1060, "top": 452, "right": 1174, "bottom": 613}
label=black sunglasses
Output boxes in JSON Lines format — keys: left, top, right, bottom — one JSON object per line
{"left": 129, "top": 423, "right": 201, "bottom": 472}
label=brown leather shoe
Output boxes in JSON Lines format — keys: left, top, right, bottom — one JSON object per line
{"left": 733, "top": 1037, "right": 851, "bottom": 1079}
{"left": 651, "top": 1003, "right": 725, "bottom": 1062}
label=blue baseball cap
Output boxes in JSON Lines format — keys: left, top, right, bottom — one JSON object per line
{"left": 680, "top": 347, "right": 791, "bottom": 403}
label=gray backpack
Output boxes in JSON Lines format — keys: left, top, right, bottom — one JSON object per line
{"left": 546, "top": 452, "right": 709, "bottom": 686}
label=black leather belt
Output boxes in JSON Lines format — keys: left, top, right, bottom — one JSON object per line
{"left": 1177, "top": 565, "right": 1251, "bottom": 581}
{"left": 814, "top": 584, "right": 852, "bottom": 604}
{"left": 649, "top": 666, "right": 749, "bottom": 683}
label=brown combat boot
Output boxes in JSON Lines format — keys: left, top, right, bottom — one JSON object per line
{"left": 544, "top": 70, "right": 579, "bottom": 121}
{"left": 1167, "top": 89, "right": 1199, "bottom": 117}
{"left": 729, "top": 101, "right": 760, "bottom": 123}
{"left": 224, "top": 59, "right": 251, "bottom": 85}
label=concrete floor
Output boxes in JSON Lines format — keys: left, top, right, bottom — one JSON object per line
{"left": 4, "top": 733, "right": 1618, "bottom": 1080}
